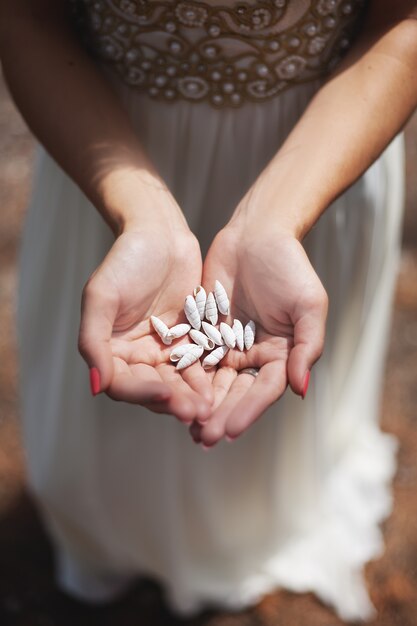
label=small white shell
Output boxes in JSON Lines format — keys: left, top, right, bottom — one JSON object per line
{"left": 176, "top": 345, "right": 204, "bottom": 370}
{"left": 193, "top": 286, "right": 207, "bottom": 320}
{"left": 202, "top": 321, "right": 224, "bottom": 346}
{"left": 184, "top": 295, "right": 201, "bottom": 330}
{"left": 167, "top": 323, "right": 191, "bottom": 340}
{"left": 189, "top": 329, "right": 215, "bottom": 351}
{"left": 170, "top": 344, "right": 201, "bottom": 362}
{"left": 214, "top": 280, "right": 230, "bottom": 315}
{"left": 202, "top": 345, "right": 229, "bottom": 369}
{"left": 220, "top": 322, "right": 236, "bottom": 349}
{"left": 232, "top": 319, "right": 244, "bottom": 351}
{"left": 205, "top": 292, "right": 218, "bottom": 325}
{"left": 150, "top": 315, "right": 172, "bottom": 345}
{"left": 244, "top": 320, "right": 256, "bottom": 350}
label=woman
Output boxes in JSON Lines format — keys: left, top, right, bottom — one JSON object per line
{"left": 1, "top": 0, "right": 416, "bottom": 621}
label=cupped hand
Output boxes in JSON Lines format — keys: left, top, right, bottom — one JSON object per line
{"left": 78, "top": 226, "right": 213, "bottom": 423}
{"left": 190, "top": 224, "right": 328, "bottom": 446}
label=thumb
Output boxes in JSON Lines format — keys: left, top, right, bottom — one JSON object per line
{"left": 78, "top": 279, "right": 118, "bottom": 394}
{"left": 287, "top": 291, "right": 328, "bottom": 398}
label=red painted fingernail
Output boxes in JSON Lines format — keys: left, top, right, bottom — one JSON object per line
{"left": 301, "top": 370, "right": 310, "bottom": 399}
{"left": 89, "top": 367, "right": 101, "bottom": 396}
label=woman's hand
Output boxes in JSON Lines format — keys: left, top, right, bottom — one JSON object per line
{"left": 190, "top": 223, "right": 328, "bottom": 446}
{"left": 78, "top": 224, "right": 214, "bottom": 424}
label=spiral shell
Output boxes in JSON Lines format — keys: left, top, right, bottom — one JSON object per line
{"left": 220, "top": 322, "right": 236, "bottom": 349}
{"left": 202, "top": 321, "right": 224, "bottom": 346}
{"left": 202, "top": 345, "right": 229, "bottom": 369}
{"left": 189, "top": 329, "right": 215, "bottom": 351}
{"left": 176, "top": 344, "right": 204, "bottom": 370}
{"left": 193, "top": 286, "right": 207, "bottom": 320}
{"left": 170, "top": 344, "right": 201, "bottom": 362}
{"left": 150, "top": 315, "right": 172, "bottom": 345}
{"left": 232, "top": 319, "right": 244, "bottom": 351}
{"left": 214, "top": 280, "right": 230, "bottom": 315}
{"left": 205, "top": 292, "right": 218, "bottom": 325}
{"left": 184, "top": 295, "right": 201, "bottom": 330}
{"left": 244, "top": 320, "right": 256, "bottom": 350}
{"left": 167, "top": 323, "right": 191, "bottom": 340}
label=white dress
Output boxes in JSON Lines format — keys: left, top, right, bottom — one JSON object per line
{"left": 17, "top": 1, "right": 404, "bottom": 622}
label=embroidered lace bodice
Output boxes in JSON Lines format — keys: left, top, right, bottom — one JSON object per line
{"left": 68, "top": 0, "right": 367, "bottom": 107}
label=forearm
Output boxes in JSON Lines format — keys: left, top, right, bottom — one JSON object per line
{"left": 233, "top": 3, "right": 417, "bottom": 239}
{"left": 0, "top": 0, "right": 185, "bottom": 234}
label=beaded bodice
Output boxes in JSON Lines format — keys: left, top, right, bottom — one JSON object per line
{"left": 68, "top": 0, "right": 367, "bottom": 107}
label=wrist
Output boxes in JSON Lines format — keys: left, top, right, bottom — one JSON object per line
{"left": 230, "top": 196, "right": 305, "bottom": 243}
{"left": 96, "top": 168, "right": 189, "bottom": 237}
{"left": 230, "top": 152, "right": 327, "bottom": 241}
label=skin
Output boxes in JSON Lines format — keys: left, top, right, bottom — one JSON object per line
{"left": 79, "top": 228, "right": 214, "bottom": 423}
{"left": 1, "top": 0, "right": 417, "bottom": 446}
{"left": 191, "top": 229, "right": 327, "bottom": 444}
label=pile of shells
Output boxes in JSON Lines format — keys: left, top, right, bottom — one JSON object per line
{"left": 150, "top": 280, "right": 256, "bottom": 370}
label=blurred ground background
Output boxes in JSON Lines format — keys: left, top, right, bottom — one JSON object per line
{"left": 0, "top": 67, "right": 417, "bottom": 626}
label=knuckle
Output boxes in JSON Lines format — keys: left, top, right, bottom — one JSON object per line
{"left": 81, "top": 278, "right": 103, "bottom": 304}
{"left": 305, "top": 286, "right": 328, "bottom": 312}
{"left": 106, "top": 386, "right": 121, "bottom": 403}
{"left": 77, "top": 333, "right": 90, "bottom": 359}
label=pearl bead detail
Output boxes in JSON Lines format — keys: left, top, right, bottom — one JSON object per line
{"left": 169, "top": 41, "right": 182, "bottom": 54}
{"left": 75, "top": 0, "right": 364, "bottom": 108}
{"left": 209, "top": 24, "right": 221, "bottom": 37}
{"left": 256, "top": 63, "right": 269, "bottom": 77}
{"left": 222, "top": 82, "right": 234, "bottom": 93}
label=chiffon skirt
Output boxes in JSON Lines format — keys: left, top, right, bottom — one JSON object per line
{"left": 17, "top": 77, "right": 405, "bottom": 622}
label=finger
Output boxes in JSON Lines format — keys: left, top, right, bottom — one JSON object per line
{"left": 212, "top": 367, "right": 238, "bottom": 411}
{"left": 287, "top": 290, "right": 328, "bottom": 397}
{"left": 107, "top": 362, "right": 171, "bottom": 405}
{"left": 225, "top": 360, "right": 287, "bottom": 440}
{"left": 158, "top": 364, "right": 211, "bottom": 424}
{"left": 181, "top": 362, "right": 215, "bottom": 418}
{"left": 78, "top": 278, "right": 118, "bottom": 393}
{"left": 199, "top": 370, "right": 256, "bottom": 447}
{"left": 189, "top": 420, "right": 203, "bottom": 443}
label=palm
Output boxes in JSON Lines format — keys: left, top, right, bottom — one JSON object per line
{"left": 80, "top": 231, "right": 213, "bottom": 422}
{"left": 191, "top": 227, "right": 327, "bottom": 445}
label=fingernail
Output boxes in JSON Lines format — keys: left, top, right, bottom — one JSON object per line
{"left": 301, "top": 370, "right": 310, "bottom": 399}
{"left": 89, "top": 367, "right": 100, "bottom": 396}
{"left": 201, "top": 444, "right": 211, "bottom": 451}
{"left": 225, "top": 435, "right": 235, "bottom": 443}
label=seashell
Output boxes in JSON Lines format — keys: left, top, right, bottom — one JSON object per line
{"left": 184, "top": 295, "right": 201, "bottom": 330}
{"left": 202, "top": 345, "right": 229, "bottom": 369}
{"left": 202, "top": 321, "right": 224, "bottom": 346}
{"left": 167, "top": 323, "right": 191, "bottom": 340}
{"left": 176, "top": 345, "right": 204, "bottom": 370}
{"left": 214, "top": 280, "right": 230, "bottom": 315}
{"left": 150, "top": 315, "right": 172, "bottom": 345}
{"left": 189, "top": 329, "right": 215, "bottom": 351}
{"left": 244, "top": 320, "right": 256, "bottom": 350}
{"left": 170, "top": 343, "right": 201, "bottom": 362}
{"left": 220, "top": 322, "right": 236, "bottom": 349}
{"left": 232, "top": 319, "right": 244, "bottom": 351}
{"left": 205, "top": 292, "right": 218, "bottom": 325}
{"left": 193, "top": 286, "right": 207, "bottom": 320}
